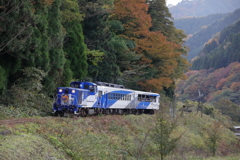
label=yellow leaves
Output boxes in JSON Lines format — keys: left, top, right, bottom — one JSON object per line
{"left": 86, "top": 49, "right": 105, "bottom": 66}
{"left": 40, "top": 0, "right": 55, "bottom": 6}
{"left": 61, "top": 0, "right": 85, "bottom": 22}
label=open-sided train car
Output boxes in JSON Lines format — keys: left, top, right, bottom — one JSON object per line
{"left": 52, "top": 81, "right": 160, "bottom": 116}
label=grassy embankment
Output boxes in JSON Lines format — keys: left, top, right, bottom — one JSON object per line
{"left": 0, "top": 106, "right": 239, "bottom": 160}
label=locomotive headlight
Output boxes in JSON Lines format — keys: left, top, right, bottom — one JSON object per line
{"left": 72, "top": 89, "right": 76, "bottom": 93}
{"left": 59, "top": 89, "right": 62, "bottom": 92}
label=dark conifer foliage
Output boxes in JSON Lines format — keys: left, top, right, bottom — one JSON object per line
{"left": 42, "top": 0, "right": 65, "bottom": 94}
{"left": 82, "top": 0, "right": 121, "bottom": 82}
{"left": 63, "top": 21, "right": 87, "bottom": 82}
{"left": 0, "top": 0, "right": 190, "bottom": 98}
{"left": 192, "top": 19, "right": 240, "bottom": 70}
{"left": 148, "top": 0, "right": 174, "bottom": 39}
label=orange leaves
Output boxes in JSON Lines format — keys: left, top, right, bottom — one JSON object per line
{"left": 112, "top": 0, "right": 190, "bottom": 92}
{"left": 176, "top": 62, "right": 240, "bottom": 103}
{"left": 138, "top": 77, "right": 173, "bottom": 92}
{"left": 113, "top": 0, "right": 152, "bottom": 34}
{"left": 230, "top": 82, "right": 240, "bottom": 91}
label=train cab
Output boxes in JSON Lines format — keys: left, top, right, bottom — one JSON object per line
{"left": 70, "top": 81, "right": 98, "bottom": 94}
{"left": 53, "top": 81, "right": 98, "bottom": 116}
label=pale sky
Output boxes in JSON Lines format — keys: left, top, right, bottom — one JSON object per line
{"left": 166, "top": 0, "right": 182, "bottom": 6}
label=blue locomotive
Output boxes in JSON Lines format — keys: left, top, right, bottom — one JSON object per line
{"left": 52, "top": 81, "right": 160, "bottom": 116}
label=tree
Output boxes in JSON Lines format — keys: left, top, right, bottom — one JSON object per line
{"left": 214, "top": 99, "right": 240, "bottom": 122}
{"left": 0, "top": 66, "right": 6, "bottom": 91}
{"left": 113, "top": 0, "right": 189, "bottom": 93}
{"left": 61, "top": 0, "right": 87, "bottom": 85}
{"left": 147, "top": 0, "right": 174, "bottom": 39}
{"left": 82, "top": 0, "right": 122, "bottom": 82}
{"left": 2, "top": 67, "right": 51, "bottom": 114}
{"left": 0, "top": 0, "right": 35, "bottom": 89}
{"left": 151, "top": 113, "right": 182, "bottom": 160}
{"left": 205, "top": 122, "right": 222, "bottom": 156}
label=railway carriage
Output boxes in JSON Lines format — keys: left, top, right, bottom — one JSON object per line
{"left": 52, "top": 81, "right": 160, "bottom": 116}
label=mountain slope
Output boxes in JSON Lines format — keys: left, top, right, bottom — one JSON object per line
{"left": 176, "top": 62, "right": 240, "bottom": 105}
{"left": 174, "top": 13, "right": 228, "bottom": 35}
{"left": 184, "top": 8, "right": 240, "bottom": 60}
{"left": 191, "top": 19, "right": 240, "bottom": 70}
{"left": 170, "top": 0, "right": 240, "bottom": 19}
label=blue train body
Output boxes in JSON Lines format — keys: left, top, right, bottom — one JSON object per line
{"left": 53, "top": 81, "right": 160, "bottom": 116}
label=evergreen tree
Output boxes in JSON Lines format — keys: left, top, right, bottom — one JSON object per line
{"left": 82, "top": 0, "right": 121, "bottom": 82}
{"left": 0, "top": 0, "right": 35, "bottom": 89}
{"left": 61, "top": 0, "right": 87, "bottom": 84}
{"left": 43, "top": 0, "right": 65, "bottom": 94}
{"left": 148, "top": 0, "right": 174, "bottom": 40}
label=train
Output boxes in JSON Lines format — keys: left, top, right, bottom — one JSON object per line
{"left": 52, "top": 81, "right": 160, "bottom": 117}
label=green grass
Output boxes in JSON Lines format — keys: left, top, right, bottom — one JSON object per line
{"left": 0, "top": 113, "right": 239, "bottom": 160}
{"left": 0, "top": 133, "right": 68, "bottom": 160}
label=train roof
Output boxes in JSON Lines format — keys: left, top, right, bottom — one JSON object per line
{"left": 95, "top": 81, "right": 125, "bottom": 88}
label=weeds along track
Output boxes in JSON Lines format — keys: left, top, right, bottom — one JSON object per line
{"left": 0, "top": 115, "right": 119, "bottom": 126}
{"left": 0, "top": 117, "right": 53, "bottom": 126}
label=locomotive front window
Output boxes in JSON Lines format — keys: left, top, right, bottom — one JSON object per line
{"left": 84, "top": 85, "right": 88, "bottom": 89}
{"left": 84, "top": 85, "right": 97, "bottom": 92}
{"left": 70, "top": 83, "right": 79, "bottom": 88}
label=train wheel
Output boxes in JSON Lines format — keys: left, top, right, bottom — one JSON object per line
{"left": 81, "top": 109, "right": 87, "bottom": 117}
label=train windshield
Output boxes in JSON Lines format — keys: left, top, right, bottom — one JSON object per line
{"left": 70, "top": 83, "right": 80, "bottom": 88}
{"left": 84, "top": 84, "right": 97, "bottom": 92}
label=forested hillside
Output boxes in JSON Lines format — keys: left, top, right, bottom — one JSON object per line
{"left": 173, "top": 0, "right": 240, "bottom": 124}
{"left": 191, "top": 19, "right": 240, "bottom": 70}
{"left": 0, "top": 0, "right": 189, "bottom": 99}
{"left": 169, "top": 0, "right": 240, "bottom": 19}
{"left": 184, "top": 8, "right": 240, "bottom": 60}
{"left": 176, "top": 62, "right": 240, "bottom": 106}
{"left": 174, "top": 13, "right": 228, "bottom": 35}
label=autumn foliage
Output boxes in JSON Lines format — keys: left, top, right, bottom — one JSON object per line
{"left": 113, "top": 0, "right": 189, "bottom": 92}
{"left": 176, "top": 62, "right": 240, "bottom": 105}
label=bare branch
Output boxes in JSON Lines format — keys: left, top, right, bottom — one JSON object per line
{"left": 0, "top": 24, "right": 31, "bottom": 54}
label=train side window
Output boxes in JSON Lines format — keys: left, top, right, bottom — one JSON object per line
{"left": 150, "top": 96, "right": 156, "bottom": 102}
{"left": 146, "top": 95, "right": 150, "bottom": 102}
{"left": 138, "top": 94, "right": 141, "bottom": 101}
{"left": 117, "top": 93, "right": 119, "bottom": 100}
{"left": 109, "top": 93, "right": 112, "bottom": 100}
